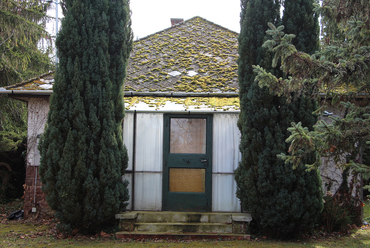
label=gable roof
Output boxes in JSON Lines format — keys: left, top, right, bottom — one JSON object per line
{"left": 0, "top": 17, "right": 241, "bottom": 112}
{"left": 1, "top": 16, "right": 239, "bottom": 94}
{"left": 125, "top": 16, "right": 239, "bottom": 93}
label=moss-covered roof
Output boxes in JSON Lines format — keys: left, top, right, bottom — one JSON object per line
{"left": 3, "top": 17, "right": 239, "bottom": 94}
{"left": 125, "top": 16, "right": 239, "bottom": 93}
{"left": 0, "top": 17, "right": 240, "bottom": 110}
{"left": 3, "top": 72, "right": 54, "bottom": 91}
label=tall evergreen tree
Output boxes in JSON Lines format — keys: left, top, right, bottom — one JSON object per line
{"left": 282, "top": 0, "right": 319, "bottom": 54}
{"left": 235, "top": 0, "right": 323, "bottom": 237}
{"left": 39, "top": 0, "right": 132, "bottom": 234}
{"left": 254, "top": 0, "right": 370, "bottom": 192}
{"left": 0, "top": 0, "right": 52, "bottom": 153}
{"left": 282, "top": 0, "right": 320, "bottom": 132}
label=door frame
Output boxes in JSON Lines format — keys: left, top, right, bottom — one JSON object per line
{"left": 162, "top": 114, "right": 213, "bottom": 212}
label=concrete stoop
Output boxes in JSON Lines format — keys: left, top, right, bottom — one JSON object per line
{"left": 115, "top": 211, "right": 252, "bottom": 240}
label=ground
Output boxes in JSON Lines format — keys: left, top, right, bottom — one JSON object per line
{"left": 0, "top": 199, "right": 369, "bottom": 247}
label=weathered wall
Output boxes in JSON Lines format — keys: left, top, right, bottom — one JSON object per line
{"left": 24, "top": 97, "right": 50, "bottom": 219}
{"left": 318, "top": 99, "right": 368, "bottom": 196}
{"left": 22, "top": 97, "right": 363, "bottom": 216}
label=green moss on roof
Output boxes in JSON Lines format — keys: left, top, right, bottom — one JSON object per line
{"left": 5, "top": 72, "right": 54, "bottom": 91}
{"left": 125, "top": 16, "right": 239, "bottom": 93}
{"left": 124, "top": 96, "right": 240, "bottom": 110}
{"left": 5, "top": 17, "right": 240, "bottom": 95}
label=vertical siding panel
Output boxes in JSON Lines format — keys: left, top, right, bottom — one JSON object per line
{"left": 134, "top": 113, "right": 163, "bottom": 210}
{"left": 212, "top": 114, "right": 241, "bottom": 212}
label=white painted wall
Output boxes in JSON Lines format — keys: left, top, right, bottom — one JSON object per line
{"left": 27, "top": 98, "right": 50, "bottom": 167}
{"left": 26, "top": 98, "right": 350, "bottom": 212}
{"left": 212, "top": 114, "right": 241, "bottom": 212}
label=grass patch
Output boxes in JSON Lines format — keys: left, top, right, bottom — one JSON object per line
{"left": 0, "top": 199, "right": 369, "bottom": 247}
{"left": 364, "top": 199, "right": 370, "bottom": 223}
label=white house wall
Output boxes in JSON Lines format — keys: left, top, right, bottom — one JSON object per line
{"left": 212, "top": 114, "right": 241, "bottom": 212}
{"left": 123, "top": 113, "right": 134, "bottom": 171}
{"left": 123, "top": 112, "right": 242, "bottom": 212}
{"left": 27, "top": 98, "right": 50, "bottom": 166}
{"left": 26, "top": 98, "right": 348, "bottom": 212}
{"left": 121, "top": 112, "right": 168, "bottom": 211}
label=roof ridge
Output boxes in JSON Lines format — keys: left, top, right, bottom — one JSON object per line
{"left": 134, "top": 16, "right": 238, "bottom": 43}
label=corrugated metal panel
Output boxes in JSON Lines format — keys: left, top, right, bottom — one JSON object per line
{"left": 135, "top": 113, "right": 163, "bottom": 172}
{"left": 127, "top": 112, "right": 242, "bottom": 212}
{"left": 212, "top": 174, "right": 240, "bottom": 212}
{"left": 122, "top": 173, "right": 132, "bottom": 210}
{"left": 212, "top": 114, "right": 241, "bottom": 212}
{"left": 123, "top": 113, "right": 134, "bottom": 171}
{"left": 213, "top": 114, "right": 241, "bottom": 173}
{"left": 134, "top": 173, "right": 162, "bottom": 211}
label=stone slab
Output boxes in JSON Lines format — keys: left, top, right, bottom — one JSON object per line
{"left": 116, "top": 232, "right": 251, "bottom": 240}
{"left": 231, "top": 213, "right": 252, "bottom": 222}
{"left": 115, "top": 212, "right": 138, "bottom": 220}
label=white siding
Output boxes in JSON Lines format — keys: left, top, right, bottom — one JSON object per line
{"left": 133, "top": 113, "right": 163, "bottom": 210}
{"left": 123, "top": 113, "right": 134, "bottom": 171}
{"left": 122, "top": 173, "right": 132, "bottom": 210}
{"left": 212, "top": 114, "right": 241, "bottom": 212}
{"left": 135, "top": 113, "right": 163, "bottom": 172}
{"left": 213, "top": 114, "right": 241, "bottom": 173}
{"left": 134, "top": 173, "right": 162, "bottom": 210}
{"left": 212, "top": 174, "right": 240, "bottom": 212}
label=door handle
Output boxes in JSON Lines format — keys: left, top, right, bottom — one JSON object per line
{"left": 201, "top": 159, "right": 208, "bottom": 163}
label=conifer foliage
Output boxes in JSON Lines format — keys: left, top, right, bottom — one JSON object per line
{"left": 0, "top": 0, "right": 52, "bottom": 153}
{"left": 253, "top": 0, "right": 370, "bottom": 192}
{"left": 39, "top": 0, "right": 132, "bottom": 233}
{"left": 235, "top": 0, "right": 323, "bottom": 237}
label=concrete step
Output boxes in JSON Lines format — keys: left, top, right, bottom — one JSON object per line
{"left": 116, "top": 231, "right": 251, "bottom": 240}
{"left": 135, "top": 222, "right": 232, "bottom": 233}
{"left": 137, "top": 211, "right": 233, "bottom": 223}
{"left": 116, "top": 211, "right": 251, "bottom": 224}
{"left": 115, "top": 211, "right": 252, "bottom": 236}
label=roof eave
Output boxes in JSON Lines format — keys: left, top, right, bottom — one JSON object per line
{"left": 0, "top": 89, "right": 53, "bottom": 96}
{"left": 0, "top": 89, "right": 239, "bottom": 97}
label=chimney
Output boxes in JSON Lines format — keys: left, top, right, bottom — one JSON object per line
{"left": 171, "top": 18, "right": 184, "bottom": 26}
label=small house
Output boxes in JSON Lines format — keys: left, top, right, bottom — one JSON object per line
{"left": 0, "top": 16, "right": 353, "bottom": 220}
{"left": 1, "top": 17, "right": 242, "bottom": 217}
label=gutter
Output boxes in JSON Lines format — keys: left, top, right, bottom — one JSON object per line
{"left": 0, "top": 88, "right": 239, "bottom": 97}
{"left": 0, "top": 89, "right": 53, "bottom": 96}
{"left": 124, "top": 91, "right": 239, "bottom": 97}
{"left": 125, "top": 109, "right": 240, "bottom": 114}
{"left": 4, "top": 89, "right": 368, "bottom": 99}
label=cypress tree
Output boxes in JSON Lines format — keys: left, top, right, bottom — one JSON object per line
{"left": 282, "top": 0, "right": 319, "bottom": 54}
{"left": 282, "top": 0, "right": 320, "bottom": 139}
{"left": 39, "top": 0, "right": 132, "bottom": 234}
{"left": 235, "top": 0, "right": 323, "bottom": 237}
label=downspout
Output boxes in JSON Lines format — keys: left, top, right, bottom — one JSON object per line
{"left": 34, "top": 167, "right": 37, "bottom": 208}
{"left": 131, "top": 110, "right": 137, "bottom": 211}
{"left": 33, "top": 134, "right": 41, "bottom": 210}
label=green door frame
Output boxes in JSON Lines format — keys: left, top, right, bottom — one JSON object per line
{"left": 162, "top": 114, "right": 212, "bottom": 212}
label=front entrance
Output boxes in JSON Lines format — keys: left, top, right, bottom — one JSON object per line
{"left": 163, "top": 114, "right": 212, "bottom": 211}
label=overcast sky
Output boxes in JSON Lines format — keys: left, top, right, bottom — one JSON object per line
{"left": 47, "top": 0, "right": 241, "bottom": 40}
{"left": 130, "top": 0, "right": 241, "bottom": 39}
